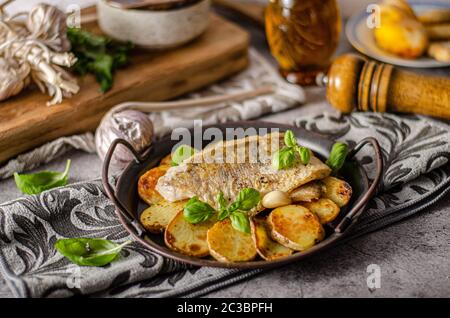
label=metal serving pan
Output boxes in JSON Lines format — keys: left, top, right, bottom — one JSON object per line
{"left": 102, "top": 121, "right": 383, "bottom": 269}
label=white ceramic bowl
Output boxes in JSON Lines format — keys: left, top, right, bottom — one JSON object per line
{"left": 97, "top": 0, "right": 210, "bottom": 49}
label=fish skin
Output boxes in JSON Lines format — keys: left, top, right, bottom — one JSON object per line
{"left": 156, "top": 132, "right": 331, "bottom": 216}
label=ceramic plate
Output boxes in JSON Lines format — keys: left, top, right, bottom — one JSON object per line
{"left": 346, "top": 1, "right": 450, "bottom": 68}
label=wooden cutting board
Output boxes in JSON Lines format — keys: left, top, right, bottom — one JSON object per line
{"left": 0, "top": 9, "right": 249, "bottom": 164}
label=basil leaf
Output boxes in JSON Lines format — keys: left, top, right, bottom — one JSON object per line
{"left": 217, "top": 209, "right": 231, "bottom": 221}
{"left": 230, "top": 212, "right": 251, "bottom": 234}
{"left": 172, "top": 145, "right": 197, "bottom": 166}
{"left": 54, "top": 238, "right": 131, "bottom": 267}
{"left": 284, "top": 130, "right": 297, "bottom": 147}
{"left": 183, "top": 196, "right": 215, "bottom": 224}
{"left": 296, "top": 146, "right": 311, "bottom": 165}
{"left": 215, "top": 192, "right": 229, "bottom": 220}
{"left": 14, "top": 160, "right": 71, "bottom": 195}
{"left": 234, "top": 188, "right": 261, "bottom": 211}
{"left": 326, "top": 142, "right": 349, "bottom": 172}
{"left": 215, "top": 192, "right": 228, "bottom": 211}
{"left": 272, "top": 147, "right": 296, "bottom": 170}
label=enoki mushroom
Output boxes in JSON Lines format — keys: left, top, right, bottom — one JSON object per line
{"left": 0, "top": 1, "right": 79, "bottom": 105}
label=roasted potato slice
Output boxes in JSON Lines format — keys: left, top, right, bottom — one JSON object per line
{"left": 140, "top": 200, "right": 187, "bottom": 233}
{"left": 302, "top": 198, "right": 340, "bottom": 224}
{"left": 321, "top": 176, "right": 352, "bottom": 207}
{"left": 289, "top": 181, "right": 323, "bottom": 202}
{"left": 268, "top": 205, "right": 325, "bottom": 251}
{"left": 207, "top": 219, "right": 257, "bottom": 263}
{"left": 138, "top": 165, "right": 170, "bottom": 205}
{"left": 165, "top": 210, "right": 214, "bottom": 257}
{"left": 251, "top": 217, "right": 293, "bottom": 261}
{"left": 160, "top": 154, "right": 172, "bottom": 166}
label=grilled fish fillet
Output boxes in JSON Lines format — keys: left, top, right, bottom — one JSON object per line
{"left": 156, "top": 132, "right": 331, "bottom": 216}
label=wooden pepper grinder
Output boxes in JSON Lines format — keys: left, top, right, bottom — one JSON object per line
{"left": 321, "top": 54, "right": 450, "bottom": 119}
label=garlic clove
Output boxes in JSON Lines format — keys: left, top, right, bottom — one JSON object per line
{"left": 262, "top": 190, "right": 292, "bottom": 209}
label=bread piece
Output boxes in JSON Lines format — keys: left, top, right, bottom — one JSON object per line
{"left": 374, "top": 2, "right": 428, "bottom": 58}
{"left": 418, "top": 9, "right": 450, "bottom": 25}
{"left": 383, "top": 0, "right": 416, "bottom": 19}
{"left": 207, "top": 219, "right": 257, "bottom": 262}
{"left": 426, "top": 23, "right": 450, "bottom": 41}
{"left": 428, "top": 41, "right": 450, "bottom": 62}
{"left": 267, "top": 205, "right": 325, "bottom": 251}
{"left": 251, "top": 217, "right": 293, "bottom": 261}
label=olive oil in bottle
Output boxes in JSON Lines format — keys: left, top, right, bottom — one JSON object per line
{"left": 265, "top": 0, "right": 341, "bottom": 85}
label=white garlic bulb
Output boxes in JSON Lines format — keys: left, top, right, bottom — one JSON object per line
{"left": 0, "top": 58, "right": 30, "bottom": 101}
{"left": 95, "top": 110, "right": 154, "bottom": 168}
{"left": 26, "top": 4, "right": 70, "bottom": 52}
{"left": 0, "top": 3, "right": 79, "bottom": 105}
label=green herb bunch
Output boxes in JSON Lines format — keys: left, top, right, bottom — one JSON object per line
{"left": 183, "top": 188, "right": 261, "bottom": 234}
{"left": 67, "top": 28, "right": 133, "bottom": 92}
{"left": 272, "top": 130, "right": 311, "bottom": 170}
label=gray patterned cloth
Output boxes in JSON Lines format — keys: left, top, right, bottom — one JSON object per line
{"left": 0, "top": 112, "right": 449, "bottom": 298}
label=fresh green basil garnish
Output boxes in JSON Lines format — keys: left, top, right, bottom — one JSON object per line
{"left": 216, "top": 192, "right": 230, "bottom": 220}
{"left": 272, "top": 130, "right": 311, "bottom": 169}
{"left": 284, "top": 130, "right": 297, "bottom": 147}
{"left": 54, "top": 238, "right": 131, "bottom": 267}
{"left": 14, "top": 160, "right": 71, "bottom": 195}
{"left": 326, "top": 142, "right": 349, "bottom": 172}
{"left": 216, "top": 192, "right": 228, "bottom": 211}
{"left": 233, "top": 188, "right": 261, "bottom": 211}
{"left": 172, "top": 145, "right": 198, "bottom": 166}
{"left": 184, "top": 188, "right": 260, "bottom": 234}
{"left": 272, "top": 147, "right": 297, "bottom": 170}
{"left": 298, "top": 146, "right": 311, "bottom": 165}
{"left": 217, "top": 208, "right": 231, "bottom": 221}
{"left": 230, "top": 211, "right": 251, "bottom": 234}
{"left": 183, "top": 196, "right": 216, "bottom": 224}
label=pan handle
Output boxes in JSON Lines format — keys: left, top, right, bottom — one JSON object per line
{"left": 334, "top": 137, "right": 384, "bottom": 233}
{"left": 101, "top": 138, "right": 148, "bottom": 237}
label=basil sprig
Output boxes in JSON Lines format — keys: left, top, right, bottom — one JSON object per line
{"left": 172, "top": 145, "right": 197, "bottom": 166}
{"left": 183, "top": 197, "right": 216, "bottom": 224}
{"left": 183, "top": 188, "right": 261, "bottom": 234}
{"left": 272, "top": 130, "right": 311, "bottom": 170}
{"left": 326, "top": 142, "right": 349, "bottom": 172}
{"left": 14, "top": 160, "right": 71, "bottom": 195}
{"left": 232, "top": 188, "right": 261, "bottom": 212}
{"left": 54, "top": 238, "right": 132, "bottom": 267}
